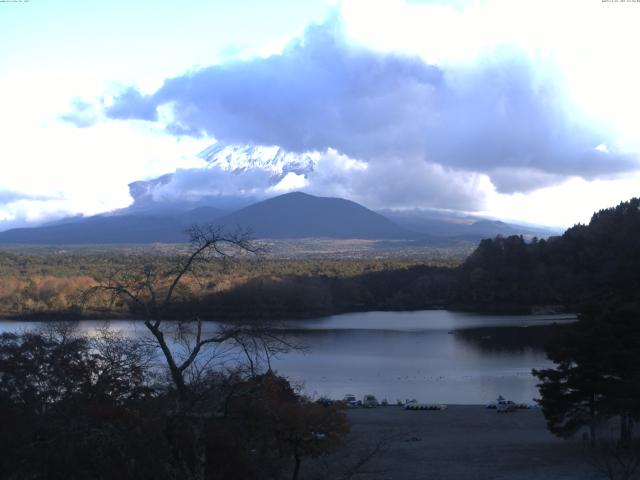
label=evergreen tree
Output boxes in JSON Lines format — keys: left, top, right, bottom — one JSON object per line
{"left": 533, "top": 319, "right": 609, "bottom": 445}
{"left": 534, "top": 304, "right": 640, "bottom": 445}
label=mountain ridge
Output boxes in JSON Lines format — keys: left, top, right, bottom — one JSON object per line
{"left": 0, "top": 191, "right": 557, "bottom": 245}
{"left": 0, "top": 192, "right": 408, "bottom": 244}
{"left": 215, "top": 192, "right": 410, "bottom": 239}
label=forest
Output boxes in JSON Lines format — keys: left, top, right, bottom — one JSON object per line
{"left": 1, "top": 198, "right": 639, "bottom": 320}
{"left": 0, "top": 327, "right": 351, "bottom": 480}
{"left": 0, "top": 249, "right": 460, "bottom": 320}
{"left": 454, "top": 197, "right": 640, "bottom": 312}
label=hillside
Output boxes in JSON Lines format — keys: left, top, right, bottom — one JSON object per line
{"left": 381, "top": 209, "right": 557, "bottom": 239}
{"left": 0, "top": 190, "right": 557, "bottom": 245}
{"left": 216, "top": 192, "right": 410, "bottom": 239}
{"left": 0, "top": 193, "right": 409, "bottom": 244}
{"left": 452, "top": 197, "right": 640, "bottom": 312}
{"left": 0, "top": 207, "right": 224, "bottom": 244}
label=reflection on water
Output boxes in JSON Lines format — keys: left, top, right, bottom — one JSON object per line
{"left": 453, "top": 324, "right": 574, "bottom": 353}
{"left": 0, "top": 310, "right": 575, "bottom": 404}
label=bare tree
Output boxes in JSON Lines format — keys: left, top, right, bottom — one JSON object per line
{"left": 82, "top": 225, "right": 293, "bottom": 480}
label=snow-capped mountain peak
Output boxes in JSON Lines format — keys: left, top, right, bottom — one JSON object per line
{"left": 126, "top": 143, "right": 319, "bottom": 211}
{"left": 197, "top": 143, "right": 318, "bottom": 177}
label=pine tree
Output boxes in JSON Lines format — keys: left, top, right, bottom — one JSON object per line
{"left": 534, "top": 304, "right": 640, "bottom": 446}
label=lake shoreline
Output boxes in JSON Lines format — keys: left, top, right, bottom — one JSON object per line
{"left": 0, "top": 303, "right": 573, "bottom": 323}
{"left": 1, "top": 310, "right": 575, "bottom": 405}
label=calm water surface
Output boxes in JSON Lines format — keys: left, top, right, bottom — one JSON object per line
{"left": 0, "top": 310, "right": 574, "bottom": 404}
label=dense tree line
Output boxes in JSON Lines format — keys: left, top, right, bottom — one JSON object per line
{"left": 453, "top": 198, "right": 640, "bottom": 312}
{"left": 534, "top": 304, "right": 640, "bottom": 444}
{"left": 520, "top": 199, "right": 640, "bottom": 476}
{"left": 0, "top": 328, "right": 349, "bottom": 479}
{"left": 0, "top": 264, "right": 455, "bottom": 321}
{"left": 0, "top": 252, "right": 461, "bottom": 319}
{"left": 148, "top": 265, "right": 455, "bottom": 321}
{"left": 2, "top": 198, "right": 640, "bottom": 321}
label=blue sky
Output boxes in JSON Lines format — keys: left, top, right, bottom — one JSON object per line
{"left": 1, "top": 0, "right": 328, "bottom": 77}
{"left": 1, "top": 0, "right": 640, "bottom": 229}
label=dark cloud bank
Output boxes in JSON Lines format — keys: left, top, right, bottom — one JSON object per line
{"left": 75, "top": 16, "right": 638, "bottom": 210}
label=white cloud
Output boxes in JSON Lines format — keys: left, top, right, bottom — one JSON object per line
{"left": 89, "top": 12, "right": 636, "bottom": 218}
{"left": 0, "top": 74, "right": 210, "bottom": 224}
{"left": 483, "top": 172, "right": 640, "bottom": 227}
{"left": 341, "top": 0, "right": 640, "bottom": 145}
{"left": 268, "top": 172, "right": 309, "bottom": 193}
{"left": 2, "top": 0, "right": 640, "bottom": 229}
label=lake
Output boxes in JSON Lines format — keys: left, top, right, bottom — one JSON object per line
{"left": 0, "top": 310, "right": 574, "bottom": 404}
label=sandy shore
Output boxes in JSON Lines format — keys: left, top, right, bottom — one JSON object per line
{"left": 302, "top": 405, "right": 603, "bottom": 480}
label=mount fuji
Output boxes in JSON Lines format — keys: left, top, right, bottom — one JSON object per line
{"left": 125, "top": 143, "right": 318, "bottom": 214}
{"left": 0, "top": 143, "right": 558, "bottom": 244}
{"left": 198, "top": 143, "right": 317, "bottom": 177}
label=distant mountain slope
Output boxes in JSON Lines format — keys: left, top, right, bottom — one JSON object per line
{"left": 381, "top": 209, "right": 557, "bottom": 239}
{"left": 0, "top": 207, "right": 225, "bottom": 244}
{"left": 217, "top": 192, "right": 411, "bottom": 239}
{"left": 0, "top": 190, "right": 556, "bottom": 245}
{"left": 0, "top": 193, "right": 409, "bottom": 243}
